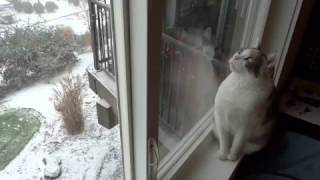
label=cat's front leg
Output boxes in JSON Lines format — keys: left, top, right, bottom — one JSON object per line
{"left": 228, "top": 129, "right": 248, "bottom": 161}
{"left": 216, "top": 125, "right": 231, "bottom": 160}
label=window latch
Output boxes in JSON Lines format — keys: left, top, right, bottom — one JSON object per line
{"left": 148, "top": 138, "right": 159, "bottom": 180}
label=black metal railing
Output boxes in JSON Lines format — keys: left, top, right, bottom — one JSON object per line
{"left": 89, "top": 0, "right": 115, "bottom": 77}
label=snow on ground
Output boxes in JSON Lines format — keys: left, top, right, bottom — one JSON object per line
{"left": 2, "top": 53, "right": 93, "bottom": 121}
{"left": 0, "top": 1, "right": 122, "bottom": 179}
{"left": 0, "top": 0, "right": 9, "bottom": 6}
{"left": 1, "top": 0, "right": 90, "bottom": 35}
{"left": 0, "top": 53, "right": 123, "bottom": 180}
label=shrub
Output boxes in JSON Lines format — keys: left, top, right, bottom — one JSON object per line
{"left": 33, "top": 2, "right": 45, "bottom": 14}
{"left": 75, "top": 31, "right": 92, "bottom": 50}
{"left": 68, "top": 0, "right": 80, "bottom": 6}
{"left": 45, "top": 1, "right": 58, "bottom": 13}
{"left": 12, "top": 0, "right": 23, "bottom": 12}
{"left": 22, "top": 1, "right": 33, "bottom": 14}
{"left": 53, "top": 75, "right": 85, "bottom": 135}
{"left": 54, "top": 26, "right": 75, "bottom": 43}
{"left": 0, "top": 25, "right": 78, "bottom": 97}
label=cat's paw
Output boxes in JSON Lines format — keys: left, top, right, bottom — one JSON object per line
{"left": 227, "top": 154, "right": 239, "bottom": 161}
{"left": 218, "top": 153, "right": 228, "bottom": 161}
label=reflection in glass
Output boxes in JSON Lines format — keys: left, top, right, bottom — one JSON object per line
{"left": 158, "top": 0, "right": 249, "bottom": 159}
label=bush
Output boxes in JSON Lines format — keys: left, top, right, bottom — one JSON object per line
{"left": 0, "top": 25, "right": 78, "bottom": 96}
{"left": 68, "top": 0, "right": 80, "bottom": 6}
{"left": 54, "top": 26, "right": 75, "bottom": 43}
{"left": 45, "top": 1, "right": 58, "bottom": 13}
{"left": 33, "top": 2, "right": 45, "bottom": 14}
{"left": 22, "top": 1, "right": 33, "bottom": 14}
{"left": 75, "top": 31, "right": 92, "bottom": 50}
{"left": 53, "top": 75, "right": 85, "bottom": 135}
{"left": 12, "top": 0, "right": 23, "bottom": 12}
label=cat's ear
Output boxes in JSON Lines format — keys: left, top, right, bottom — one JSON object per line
{"left": 203, "top": 27, "right": 212, "bottom": 41}
{"left": 180, "top": 30, "right": 188, "bottom": 41}
{"left": 257, "top": 44, "right": 261, "bottom": 50}
{"left": 266, "top": 53, "right": 276, "bottom": 77}
{"left": 256, "top": 38, "right": 262, "bottom": 50}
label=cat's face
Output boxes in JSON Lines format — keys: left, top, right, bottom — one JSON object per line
{"left": 229, "top": 48, "right": 274, "bottom": 78}
{"left": 180, "top": 27, "right": 215, "bottom": 60}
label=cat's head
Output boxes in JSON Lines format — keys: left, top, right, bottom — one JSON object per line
{"left": 229, "top": 48, "right": 275, "bottom": 78}
{"left": 180, "top": 27, "right": 215, "bottom": 60}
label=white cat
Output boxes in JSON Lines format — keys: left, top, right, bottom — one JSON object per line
{"left": 180, "top": 27, "right": 215, "bottom": 60}
{"left": 213, "top": 48, "right": 276, "bottom": 161}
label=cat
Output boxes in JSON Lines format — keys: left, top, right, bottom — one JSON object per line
{"left": 213, "top": 48, "right": 276, "bottom": 161}
{"left": 178, "top": 27, "right": 228, "bottom": 79}
{"left": 179, "top": 27, "right": 216, "bottom": 61}
{"left": 161, "top": 27, "right": 219, "bottom": 136}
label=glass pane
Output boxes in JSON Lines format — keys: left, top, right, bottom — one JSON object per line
{"left": 159, "top": 0, "right": 249, "bottom": 159}
{"left": 0, "top": 0, "right": 123, "bottom": 179}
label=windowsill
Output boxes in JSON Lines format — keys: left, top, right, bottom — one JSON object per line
{"left": 157, "top": 107, "right": 239, "bottom": 180}
{"left": 172, "top": 135, "right": 240, "bottom": 180}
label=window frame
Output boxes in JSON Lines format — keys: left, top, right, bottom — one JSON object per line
{"left": 114, "top": 0, "right": 306, "bottom": 179}
{"left": 112, "top": 0, "right": 134, "bottom": 180}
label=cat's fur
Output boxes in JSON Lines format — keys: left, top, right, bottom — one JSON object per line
{"left": 213, "top": 48, "right": 276, "bottom": 161}
{"left": 179, "top": 27, "right": 216, "bottom": 60}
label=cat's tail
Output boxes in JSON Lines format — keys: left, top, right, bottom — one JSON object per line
{"left": 244, "top": 142, "right": 265, "bottom": 154}
{"left": 244, "top": 120, "right": 275, "bottom": 154}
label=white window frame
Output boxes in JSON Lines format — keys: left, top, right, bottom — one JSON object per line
{"left": 261, "top": 0, "right": 304, "bottom": 86}
{"left": 112, "top": 0, "right": 135, "bottom": 180}
{"left": 113, "top": 0, "right": 305, "bottom": 180}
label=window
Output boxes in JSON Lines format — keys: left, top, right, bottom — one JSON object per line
{"left": 111, "top": 0, "right": 304, "bottom": 179}
{"left": 155, "top": 2, "right": 273, "bottom": 178}
{"left": 159, "top": 0, "right": 251, "bottom": 160}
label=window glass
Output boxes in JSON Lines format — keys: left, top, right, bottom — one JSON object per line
{"left": 159, "top": 0, "right": 249, "bottom": 159}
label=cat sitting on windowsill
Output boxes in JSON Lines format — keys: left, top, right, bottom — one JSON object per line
{"left": 213, "top": 48, "right": 277, "bottom": 161}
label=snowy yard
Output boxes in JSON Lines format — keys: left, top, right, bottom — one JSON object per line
{"left": 0, "top": 0, "right": 123, "bottom": 179}
{"left": 0, "top": 108, "right": 41, "bottom": 170}
{"left": 1, "top": 0, "right": 90, "bottom": 35}
{"left": 0, "top": 53, "right": 123, "bottom": 180}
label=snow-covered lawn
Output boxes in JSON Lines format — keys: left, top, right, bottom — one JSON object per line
{"left": 0, "top": 53, "right": 123, "bottom": 180}
{"left": 0, "top": 109, "right": 41, "bottom": 171}
{"left": 0, "top": 1, "right": 123, "bottom": 179}
{"left": 1, "top": 0, "right": 89, "bottom": 35}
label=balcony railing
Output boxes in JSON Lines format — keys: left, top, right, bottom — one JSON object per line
{"left": 87, "top": 0, "right": 118, "bottom": 129}
{"left": 89, "top": 0, "right": 115, "bottom": 77}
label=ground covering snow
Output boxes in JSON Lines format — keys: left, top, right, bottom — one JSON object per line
{"left": 1, "top": 0, "right": 89, "bottom": 35}
{"left": 0, "top": 1, "right": 123, "bottom": 178}
{"left": 0, "top": 53, "right": 123, "bottom": 180}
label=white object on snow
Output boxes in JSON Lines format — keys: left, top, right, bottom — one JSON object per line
{"left": 42, "top": 156, "right": 62, "bottom": 179}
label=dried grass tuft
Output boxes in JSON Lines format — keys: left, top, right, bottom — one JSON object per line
{"left": 53, "top": 75, "right": 85, "bottom": 135}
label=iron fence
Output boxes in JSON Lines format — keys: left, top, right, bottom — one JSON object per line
{"left": 89, "top": 0, "right": 115, "bottom": 77}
